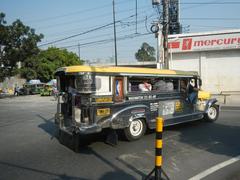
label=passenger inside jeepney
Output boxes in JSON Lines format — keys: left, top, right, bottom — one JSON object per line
{"left": 67, "top": 78, "right": 77, "bottom": 95}
{"left": 180, "top": 79, "right": 199, "bottom": 104}
{"left": 66, "top": 78, "right": 77, "bottom": 116}
{"left": 188, "top": 79, "right": 199, "bottom": 104}
{"left": 153, "top": 79, "right": 165, "bottom": 91}
{"left": 153, "top": 79, "right": 174, "bottom": 92}
{"left": 180, "top": 79, "right": 188, "bottom": 102}
{"left": 180, "top": 80, "right": 187, "bottom": 93}
{"left": 138, "top": 80, "right": 152, "bottom": 91}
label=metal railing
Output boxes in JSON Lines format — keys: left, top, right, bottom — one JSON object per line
{"left": 213, "top": 91, "right": 240, "bottom": 104}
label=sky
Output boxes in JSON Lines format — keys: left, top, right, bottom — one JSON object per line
{"left": 1, "top": 0, "right": 240, "bottom": 64}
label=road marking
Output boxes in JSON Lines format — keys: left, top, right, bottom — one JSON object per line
{"left": 189, "top": 155, "right": 240, "bottom": 180}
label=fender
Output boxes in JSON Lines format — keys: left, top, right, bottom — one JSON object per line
{"left": 110, "top": 104, "right": 150, "bottom": 129}
{"left": 204, "top": 98, "right": 218, "bottom": 113}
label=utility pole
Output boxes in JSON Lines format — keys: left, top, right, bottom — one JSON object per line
{"left": 113, "top": 0, "right": 118, "bottom": 66}
{"left": 153, "top": 23, "right": 164, "bottom": 69}
{"left": 135, "top": 0, "right": 138, "bottom": 34}
{"left": 151, "top": 0, "right": 169, "bottom": 69}
{"left": 162, "top": 0, "right": 169, "bottom": 69}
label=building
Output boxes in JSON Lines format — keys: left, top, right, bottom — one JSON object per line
{"left": 168, "top": 29, "right": 240, "bottom": 104}
{"left": 93, "top": 29, "right": 240, "bottom": 104}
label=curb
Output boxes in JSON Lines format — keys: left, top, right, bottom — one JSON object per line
{"left": 0, "top": 95, "right": 15, "bottom": 99}
{"left": 220, "top": 105, "right": 240, "bottom": 111}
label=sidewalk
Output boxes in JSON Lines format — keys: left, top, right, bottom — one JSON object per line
{"left": 220, "top": 104, "right": 240, "bottom": 111}
{"left": 0, "top": 93, "right": 14, "bottom": 99}
{"left": 1, "top": 93, "right": 240, "bottom": 110}
{"left": 213, "top": 93, "right": 240, "bottom": 110}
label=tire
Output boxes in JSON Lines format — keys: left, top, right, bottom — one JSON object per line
{"left": 123, "top": 119, "right": 146, "bottom": 141}
{"left": 204, "top": 104, "right": 219, "bottom": 122}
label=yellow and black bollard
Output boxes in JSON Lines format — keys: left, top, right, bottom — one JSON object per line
{"left": 155, "top": 117, "right": 163, "bottom": 179}
{"left": 145, "top": 117, "right": 166, "bottom": 180}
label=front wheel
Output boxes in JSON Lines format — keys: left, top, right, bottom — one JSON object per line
{"left": 123, "top": 119, "right": 146, "bottom": 141}
{"left": 204, "top": 104, "right": 219, "bottom": 122}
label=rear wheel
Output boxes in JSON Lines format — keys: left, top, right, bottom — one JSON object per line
{"left": 123, "top": 119, "right": 146, "bottom": 141}
{"left": 204, "top": 104, "right": 219, "bottom": 122}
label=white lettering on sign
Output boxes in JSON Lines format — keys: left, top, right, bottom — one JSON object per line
{"left": 168, "top": 32, "right": 240, "bottom": 52}
{"left": 193, "top": 37, "right": 240, "bottom": 47}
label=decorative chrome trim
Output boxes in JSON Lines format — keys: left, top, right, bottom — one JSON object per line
{"left": 111, "top": 104, "right": 149, "bottom": 121}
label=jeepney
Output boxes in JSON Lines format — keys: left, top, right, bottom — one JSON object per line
{"left": 40, "top": 84, "right": 53, "bottom": 96}
{"left": 23, "top": 83, "right": 45, "bottom": 95}
{"left": 54, "top": 66, "right": 219, "bottom": 149}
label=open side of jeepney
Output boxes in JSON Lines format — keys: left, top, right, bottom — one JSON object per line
{"left": 54, "top": 66, "right": 219, "bottom": 146}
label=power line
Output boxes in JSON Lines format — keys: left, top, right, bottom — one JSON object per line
{"left": 181, "top": 0, "right": 225, "bottom": 11}
{"left": 59, "top": 32, "right": 151, "bottom": 49}
{"left": 39, "top": 20, "right": 126, "bottom": 44}
{"left": 39, "top": 14, "right": 151, "bottom": 47}
{"left": 26, "top": 0, "right": 131, "bottom": 24}
{"left": 190, "top": 24, "right": 240, "bottom": 29}
{"left": 35, "top": 6, "right": 152, "bottom": 30}
{"left": 43, "top": 11, "right": 153, "bottom": 39}
{"left": 38, "top": 22, "right": 119, "bottom": 47}
{"left": 53, "top": 23, "right": 148, "bottom": 46}
{"left": 182, "top": 17, "right": 240, "bottom": 20}
{"left": 181, "top": 2, "right": 240, "bottom": 5}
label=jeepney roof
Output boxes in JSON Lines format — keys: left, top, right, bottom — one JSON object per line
{"left": 55, "top": 65, "right": 198, "bottom": 77}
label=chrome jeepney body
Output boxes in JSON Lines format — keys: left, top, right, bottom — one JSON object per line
{"left": 54, "top": 65, "right": 219, "bottom": 141}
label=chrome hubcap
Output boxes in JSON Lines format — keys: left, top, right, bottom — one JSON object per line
{"left": 208, "top": 106, "right": 217, "bottom": 119}
{"left": 129, "top": 120, "right": 143, "bottom": 137}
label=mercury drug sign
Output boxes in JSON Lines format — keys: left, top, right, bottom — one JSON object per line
{"left": 168, "top": 32, "right": 240, "bottom": 53}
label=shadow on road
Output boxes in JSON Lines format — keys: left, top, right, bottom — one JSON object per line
{"left": 36, "top": 114, "right": 143, "bottom": 179}
{"left": 36, "top": 114, "right": 129, "bottom": 145}
{"left": 99, "top": 171, "right": 136, "bottom": 180}
{"left": 166, "top": 119, "right": 240, "bottom": 158}
{"left": 37, "top": 114, "right": 57, "bottom": 139}
{"left": 78, "top": 146, "right": 140, "bottom": 180}
{"left": 0, "top": 161, "right": 88, "bottom": 180}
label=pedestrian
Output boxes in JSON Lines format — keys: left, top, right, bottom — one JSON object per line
{"left": 14, "top": 86, "right": 19, "bottom": 96}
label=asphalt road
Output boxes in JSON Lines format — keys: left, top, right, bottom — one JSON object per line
{"left": 0, "top": 95, "right": 239, "bottom": 180}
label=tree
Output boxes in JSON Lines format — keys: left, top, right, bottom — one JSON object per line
{"left": 0, "top": 13, "right": 8, "bottom": 81}
{"left": 0, "top": 12, "right": 43, "bottom": 81}
{"left": 20, "top": 47, "right": 83, "bottom": 82}
{"left": 135, "top": 42, "right": 156, "bottom": 62}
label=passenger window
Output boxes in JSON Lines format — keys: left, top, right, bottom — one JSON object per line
{"left": 152, "top": 78, "right": 178, "bottom": 92}
{"left": 128, "top": 77, "right": 152, "bottom": 92}
{"left": 180, "top": 79, "right": 188, "bottom": 93}
{"left": 95, "top": 76, "right": 112, "bottom": 95}
{"left": 128, "top": 77, "right": 179, "bottom": 93}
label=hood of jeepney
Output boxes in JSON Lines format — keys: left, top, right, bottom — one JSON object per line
{"left": 198, "top": 90, "right": 211, "bottom": 100}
